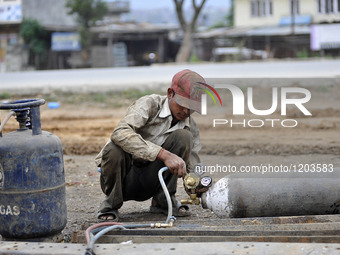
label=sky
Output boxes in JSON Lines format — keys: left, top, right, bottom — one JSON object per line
{"left": 105, "top": 0, "right": 231, "bottom": 25}
{"left": 119, "top": 0, "right": 230, "bottom": 10}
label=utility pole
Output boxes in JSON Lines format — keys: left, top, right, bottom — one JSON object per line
{"left": 291, "top": 0, "right": 295, "bottom": 35}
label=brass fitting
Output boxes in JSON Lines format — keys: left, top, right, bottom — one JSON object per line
{"left": 183, "top": 173, "right": 200, "bottom": 190}
{"left": 181, "top": 194, "right": 200, "bottom": 205}
{"left": 152, "top": 217, "right": 176, "bottom": 228}
{"left": 185, "top": 176, "right": 197, "bottom": 187}
{"left": 182, "top": 173, "right": 201, "bottom": 205}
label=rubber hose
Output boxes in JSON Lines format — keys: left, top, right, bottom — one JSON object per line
{"left": 158, "top": 167, "right": 172, "bottom": 223}
{"left": 0, "top": 111, "right": 15, "bottom": 133}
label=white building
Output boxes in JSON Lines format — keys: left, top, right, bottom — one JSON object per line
{"left": 235, "top": 0, "right": 340, "bottom": 28}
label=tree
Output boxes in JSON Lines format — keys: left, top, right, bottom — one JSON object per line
{"left": 65, "top": 0, "right": 108, "bottom": 60}
{"left": 208, "top": 1, "right": 234, "bottom": 30}
{"left": 173, "top": 0, "right": 207, "bottom": 62}
{"left": 226, "top": 0, "right": 234, "bottom": 27}
{"left": 19, "top": 18, "right": 48, "bottom": 69}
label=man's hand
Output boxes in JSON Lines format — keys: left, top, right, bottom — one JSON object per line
{"left": 158, "top": 149, "right": 186, "bottom": 177}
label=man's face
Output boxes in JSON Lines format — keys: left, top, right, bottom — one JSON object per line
{"left": 168, "top": 88, "right": 191, "bottom": 121}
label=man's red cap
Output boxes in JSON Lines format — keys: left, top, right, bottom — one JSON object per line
{"left": 171, "top": 69, "right": 206, "bottom": 114}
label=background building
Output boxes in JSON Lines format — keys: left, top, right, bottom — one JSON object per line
{"left": 195, "top": 0, "right": 340, "bottom": 61}
{"left": 0, "top": 0, "right": 178, "bottom": 71}
{"left": 235, "top": 0, "right": 340, "bottom": 27}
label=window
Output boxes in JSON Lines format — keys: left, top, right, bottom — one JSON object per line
{"left": 318, "top": 0, "right": 339, "bottom": 13}
{"left": 289, "top": 0, "right": 300, "bottom": 15}
{"left": 251, "top": 0, "right": 273, "bottom": 17}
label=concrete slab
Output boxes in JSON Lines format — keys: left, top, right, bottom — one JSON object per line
{"left": 0, "top": 241, "right": 339, "bottom": 255}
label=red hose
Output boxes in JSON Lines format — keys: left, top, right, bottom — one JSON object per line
{"left": 85, "top": 222, "right": 123, "bottom": 245}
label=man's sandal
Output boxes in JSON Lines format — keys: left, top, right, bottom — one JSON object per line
{"left": 150, "top": 204, "right": 191, "bottom": 217}
{"left": 97, "top": 209, "right": 120, "bottom": 222}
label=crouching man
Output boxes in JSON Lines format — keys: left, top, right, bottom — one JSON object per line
{"left": 95, "top": 69, "right": 205, "bottom": 221}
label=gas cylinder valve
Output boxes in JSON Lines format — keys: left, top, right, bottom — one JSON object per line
{"left": 181, "top": 172, "right": 212, "bottom": 205}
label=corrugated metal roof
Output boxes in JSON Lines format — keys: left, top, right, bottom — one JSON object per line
{"left": 92, "top": 22, "right": 177, "bottom": 34}
{"left": 194, "top": 27, "right": 253, "bottom": 38}
{"left": 195, "top": 25, "right": 310, "bottom": 38}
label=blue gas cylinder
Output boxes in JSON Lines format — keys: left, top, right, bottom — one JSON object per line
{"left": 0, "top": 99, "right": 67, "bottom": 239}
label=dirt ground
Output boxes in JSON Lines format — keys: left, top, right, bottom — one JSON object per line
{"left": 1, "top": 85, "right": 340, "bottom": 242}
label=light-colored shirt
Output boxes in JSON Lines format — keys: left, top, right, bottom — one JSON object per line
{"left": 95, "top": 94, "right": 201, "bottom": 171}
